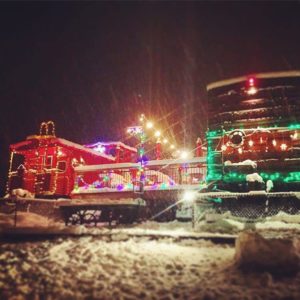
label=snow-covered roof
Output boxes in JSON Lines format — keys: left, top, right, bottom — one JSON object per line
{"left": 74, "top": 157, "right": 206, "bottom": 173}
{"left": 85, "top": 141, "right": 137, "bottom": 152}
{"left": 207, "top": 70, "right": 300, "bottom": 91}
{"left": 145, "top": 157, "right": 206, "bottom": 167}
{"left": 75, "top": 162, "right": 140, "bottom": 172}
{"left": 56, "top": 138, "right": 115, "bottom": 161}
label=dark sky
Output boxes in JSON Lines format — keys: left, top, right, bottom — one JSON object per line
{"left": 1, "top": 1, "right": 300, "bottom": 195}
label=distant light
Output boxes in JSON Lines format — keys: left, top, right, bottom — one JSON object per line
{"left": 248, "top": 140, "right": 254, "bottom": 147}
{"left": 248, "top": 77, "right": 255, "bottom": 87}
{"left": 238, "top": 148, "right": 243, "bottom": 154}
{"left": 95, "top": 145, "right": 106, "bottom": 153}
{"left": 291, "top": 132, "right": 298, "bottom": 140}
{"left": 163, "top": 138, "right": 168, "bottom": 144}
{"left": 57, "top": 150, "right": 63, "bottom": 156}
{"left": 247, "top": 86, "right": 257, "bottom": 95}
{"left": 180, "top": 151, "right": 189, "bottom": 159}
{"left": 280, "top": 143, "right": 287, "bottom": 151}
{"left": 272, "top": 139, "right": 277, "bottom": 146}
{"left": 146, "top": 121, "right": 153, "bottom": 129}
{"left": 154, "top": 130, "right": 161, "bottom": 137}
{"left": 170, "top": 145, "right": 175, "bottom": 150}
{"left": 139, "top": 114, "right": 145, "bottom": 122}
{"left": 221, "top": 145, "right": 227, "bottom": 151}
{"left": 182, "top": 190, "right": 197, "bottom": 203}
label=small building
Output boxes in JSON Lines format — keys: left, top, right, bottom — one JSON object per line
{"left": 84, "top": 141, "right": 137, "bottom": 163}
{"left": 7, "top": 121, "right": 116, "bottom": 197}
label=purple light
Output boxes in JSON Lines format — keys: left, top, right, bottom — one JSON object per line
{"left": 116, "top": 184, "right": 124, "bottom": 191}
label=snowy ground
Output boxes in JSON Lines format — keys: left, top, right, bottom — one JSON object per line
{"left": 1, "top": 211, "right": 300, "bottom": 299}
{"left": 1, "top": 233, "right": 300, "bottom": 300}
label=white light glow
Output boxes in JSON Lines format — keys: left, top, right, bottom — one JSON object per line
{"left": 182, "top": 190, "right": 197, "bottom": 203}
{"left": 247, "top": 87, "right": 257, "bottom": 95}
{"left": 154, "top": 130, "right": 161, "bottom": 137}
{"left": 248, "top": 140, "right": 254, "bottom": 147}
{"left": 163, "top": 138, "right": 168, "bottom": 144}
{"left": 280, "top": 143, "right": 287, "bottom": 151}
{"left": 146, "top": 121, "right": 153, "bottom": 129}
{"left": 180, "top": 151, "right": 189, "bottom": 159}
{"left": 291, "top": 132, "right": 298, "bottom": 140}
{"left": 221, "top": 145, "right": 227, "bottom": 151}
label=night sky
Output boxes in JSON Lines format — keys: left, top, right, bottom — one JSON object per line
{"left": 1, "top": 1, "right": 300, "bottom": 195}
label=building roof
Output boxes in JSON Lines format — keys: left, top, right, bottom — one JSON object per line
{"left": 10, "top": 136, "right": 115, "bottom": 161}
{"left": 85, "top": 141, "right": 137, "bottom": 152}
{"left": 207, "top": 70, "right": 300, "bottom": 91}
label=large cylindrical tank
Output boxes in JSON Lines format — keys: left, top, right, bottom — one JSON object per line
{"left": 206, "top": 71, "right": 300, "bottom": 192}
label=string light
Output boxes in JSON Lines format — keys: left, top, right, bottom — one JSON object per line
{"left": 134, "top": 114, "right": 179, "bottom": 157}
{"left": 221, "top": 145, "right": 227, "bottom": 151}
{"left": 154, "top": 130, "right": 161, "bottom": 138}
{"left": 6, "top": 151, "right": 15, "bottom": 194}
{"left": 280, "top": 143, "right": 287, "bottom": 151}
{"left": 146, "top": 121, "right": 153, "bottom": 129}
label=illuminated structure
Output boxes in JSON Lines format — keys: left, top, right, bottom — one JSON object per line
{"left": 206, "top": 71, "right": 300, "bottom": 192}
{"left": 6, "top": 122, "right": 137, "bottom": 197}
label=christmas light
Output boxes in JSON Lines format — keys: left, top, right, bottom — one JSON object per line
{"left": 180, "top": 151, "right": 189, "bottom": 159}
{"left": 146, "top": 121, "right": 153, "bottom": 129}
{"left": 272, "top": 139, "right": 277, "bottom": 146}
{"left": 247, "top": 86, "right": 257, "bottom": 95}
{"left": 139, "top": 114, "right": 145, "bottom": 122}
{"left": 248, "top": 140, "right": 254, "bottom": 147}
{"left": 221, "top": 145, "right": 227, "bottom": 151}
{"left": 95, "top": 145, "right": 106, "bottom": 153}
{"left": 163, "top": 138, "right": 168, "bottom": 144}
{"left": 291, "top": 132, "right": 298, "bottom": 140}
{"left": 246, "top": 77, "right": 257, "bottom": 95}
{"left": 280, "top": 143, "right": 287, "bottom": 151}
{"left": 154, "top": 130, "right": 161, "bottom": 137}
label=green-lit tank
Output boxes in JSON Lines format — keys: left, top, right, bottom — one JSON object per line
{"left": 206, "top": 71, "right": 300, "bottom": 193}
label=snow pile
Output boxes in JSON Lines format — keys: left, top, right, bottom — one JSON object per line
{"left": 4, "top": 188, "right": 35, "bottom": 199}
{"left": 225, "top": 159, "right": 257, "bottom": 169}
{"left": 246, "top": 172, "right": 264, "bottom": 183}
{"left": 0, "top": 212, "right": 62, "bottom": 228}
{"left": 256, "top": 212, "right": 300, "bottom": 231}
{"left": 2, "top": 233, "right": 300, "bottom": 299}
{"left": 235, "top": 231, "right": 300, "bottom": 276}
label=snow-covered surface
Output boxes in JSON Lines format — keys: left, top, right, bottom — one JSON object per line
{"left": 85, "top": 141, "right": 138, "bottom": 152}
{"left": 75, "top": 162, "right": 140, "bottom": 172}
{"left": 224, "top": 159, "right": 257, "bottom": 169}
{"left": 246, "top": 172, "right": 264, "bottom": 183}
{"left": 235, "top": 231, "right": 300, "bottom": 276}
{"left": 1, "top": 227, "right": 300, "bottom": 299}
{"left": 56, "top": 138, "right": 116, "bottom": 161}
{"left": 0, "top": 212, "right": 63, "bottom": 228}
{"left": 1, "top": 210, "right": 300, "bottom": 298}
{"left": 206, "top": 70, "right": 300, "bottom": 90}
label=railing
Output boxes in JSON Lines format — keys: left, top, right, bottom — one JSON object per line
{"left": 72, "top": 157, "right": 206, "bottom": 194}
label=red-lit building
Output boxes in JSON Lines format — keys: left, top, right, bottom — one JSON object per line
{"left": 7, "top": 122, "right": 137, "bottom": 197}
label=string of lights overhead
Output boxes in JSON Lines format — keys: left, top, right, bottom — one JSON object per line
{"left": 127, "top": 114, "right": 192, "bottom": 159}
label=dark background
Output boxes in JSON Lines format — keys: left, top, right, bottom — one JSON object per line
{"left": 1, "top": 1, "right": 300, "bottom": 195}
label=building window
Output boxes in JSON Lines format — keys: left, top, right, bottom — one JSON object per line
{"left": 57, "top": 161, "right": 66, "bottom": 173}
